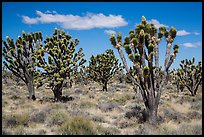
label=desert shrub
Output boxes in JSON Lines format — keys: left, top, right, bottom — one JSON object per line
{"left": 57, "top": 116, "right": 96, "bottom": 135}
{"left": 29, "top": 110, "right": 47, "bottom": 123}
{"left": 111, "top": 84, "right": 127, "bottom": 89}
{"left": 97, "top": 100, "right": 120, "bottom": 112}
{"left": 3, "top": 114, "right": 17, "bottom": 127}
{"left": 2, "top": 99, "right": 8, "bottom": 108}
{"left": 2, "top": 129, "right": 12, "bottom": 135}
{"left": 96, "top": 126, "right": 120, "bottom": 135}
{"left": 74, "top": 89, "right": 84, "bottom": 94}
{"left": 91, "top": 115, "right": 106, "bottom": 123}
{"left": 187, "top": 111, "right": 202, "bottom": 119}
{"left": 50, "top": 103, "right": 65, "bottom": 110}
{"left": 118, "top": 120, "right": 135, "bottom": 129}
{"left": 47, "top": 111, "right": 68, "bottom": 126}
{"left": 125, "top": 105, "right": 147, "bottom": 123}
{"left": 14, "top": 126, "right": 27, "bottom": 135}
{"left": 10, "top": 94, "right": 21, "bottom": 100}
{"left": 163, "top": 109, "right": 177, "bottom": 120}
{"left": 15, "top": 112, "right": 30, "bottom": 126}
{"left": 36, "top": 129, "right": 47, "bottom": 135}
{"left": 110, "top": 94, "right": 133, "bottom": 106}
{"left": 68, "top": 109, "right": 91, "bottom": 117}
{"left": 134, "top": 123, "right": 157, "bottom": 135}
{"left": 3, "top": 112, "right": 29, "bottom": 127}
{"left": 175, "top": 123, "right": 202, "bottom": 135}
{"left": 190, "top": 101, "right": 202, "bottom": 111}
{"left": 79, "top": 101, "right": 95, "bottom": 109}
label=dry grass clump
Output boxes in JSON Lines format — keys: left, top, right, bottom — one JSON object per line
{"left": 13, "top": 125, "right": 29, "bottom": 135}
{"left": 47, "top": 111, "right": 69, "bottom": 127}
{"left": 57, "top": 116, "right": 96, "bottom": 135}
{"left": 91, "top": 115, "right": 106, "bottom": 123}
{"left": 3, "top": 111, "right": 30, "bottom": 128}
{"left": 157, "top": 120, "right": 202, "bottom": 135}
{"left": 109, "top": 93, "right": 134, "bottom": 106}
{"left": 79, "top": 100, "right": 96, "bottom": 109}
{"left": 29, "top": 109, "right": 47, "bottom": 123}
{"left": 96, "top": 125, "right": 120, "bottom": 135}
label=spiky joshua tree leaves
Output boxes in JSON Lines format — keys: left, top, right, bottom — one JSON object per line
{"left": 110, "top": 16, "right": 179, "bottom": 125}
{"left": 2, "top": 31, "right": 42, "bottom": 100}
{"left": 87, "top": 49, "right": 123, "bottom": 91}
{"left": 35, "top": 28, "right": 86, "bottom": 102}
{"left": 177, "top": 58, "right": 202, "bottom": 96}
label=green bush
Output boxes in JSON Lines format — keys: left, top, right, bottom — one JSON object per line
{"left": 58, "top": 116, "right": 96, "bottom": 135}
{"left": 47, "top": 111, "right": 68, "bottom": 126}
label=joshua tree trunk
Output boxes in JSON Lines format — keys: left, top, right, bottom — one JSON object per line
{"left": 27, "top": 80, "right": 36, "bottom": 100}
{"left": 53, "top": 89, "right": 62, "bottom": 102}
{"left": 176, "top": 82, "right": 180, "bottom": 93}
{"left": 191, "top": 90, "right": 195, "bottom": 96}
{"left": 147, "top": 106, "right": 158, "bottom": 125}
{"left": 53, "top": 83, "right": 63, "bottom": 102}
{"left": 102, "top": 80, "right": 108, "bottom": 91}
{"left": 189, "top": 86, "right": 196, "bottom": 96}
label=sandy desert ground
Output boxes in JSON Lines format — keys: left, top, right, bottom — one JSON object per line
{"left": 2, "top": 78, "right": 202, "bottom": 135}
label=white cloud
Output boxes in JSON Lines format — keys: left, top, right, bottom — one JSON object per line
{"left": 146, "top": 19, "right": 168, "bottom": 29}
{"left": 195, "top": 41, "right": 202, "bottom": 46}
{"left": 45, "top": 10, "right": 57, "bottom": 14}
{"left": 104, "top": 30, "right": 116, "bottom": 35}
{"left": 21, "top": 10, "right": 128, "bottom": 30}
{"left": 177, "top": 30, "right": 190, "bottom": 36}
{"left": 182, "top": 43, "right": 196, "bottom": 48}
{"left": 194, "top": 32, "right": 200, "bottom": 35}
{"left": 22, "top": 15, "right": 39, "bottom": 24}
{"left": 182, "top": 41, "right": 202, "bottom": 48}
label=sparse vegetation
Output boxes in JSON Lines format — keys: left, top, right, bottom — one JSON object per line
{"left": 57, "top": 116, "right": 96, "bottom": 135}
{"left": 2, "top": 17, "right": 202, "bottom": 135}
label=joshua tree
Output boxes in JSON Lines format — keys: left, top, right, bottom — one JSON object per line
{"left": 115, "top": 69, "right": 125, "bottom": 83}
{"left": 110, "top": 16, "right": 179, "bottom": 125}
{"left": 2, "top": 64, "right": 9, "bottom": 84}
{"left": 87, "top": 49, "right": 123, "bottom": 91}
{"left": 35, "top": 28, "right": 86, "bottom": 101}
{"left": 177, "top": 58, "right": 202, "bottom": 96}
{"left": 2, "top": 31, "right": 42, "bottom": 100}
{"left": 170, "top": 69, "right": 185, "bottom": 93}
{"left": 72, "top": 66, "right": 89, "bottom": 85}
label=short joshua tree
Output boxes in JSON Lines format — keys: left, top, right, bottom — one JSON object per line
{"left": 170, "top": 69, "right": 185, "bottom": 93}
{"left": 177, "top": 58, "right": 202, "bottom": 96}
{"left": 2, "top": 31, "right": 42, "bottom": 100}
{"left": 35, "top": 28, "right": 86, "bottom": 101}
{"left": 87, "top": 49, "right": 123, "bottom": 91}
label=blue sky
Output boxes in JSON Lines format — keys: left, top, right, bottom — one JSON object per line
{"left": 2, "top": 2, "right": 202, "bottom": 69}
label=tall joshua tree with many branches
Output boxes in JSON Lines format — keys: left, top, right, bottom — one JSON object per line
{"left": 34, "top": 28, "right": 86, "bottom": 101}
{"left": 2, "top": 31, "right": 42, "bottom": 100}
{"left": 110, "top": 16, "right": 179, "bottom": 125}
